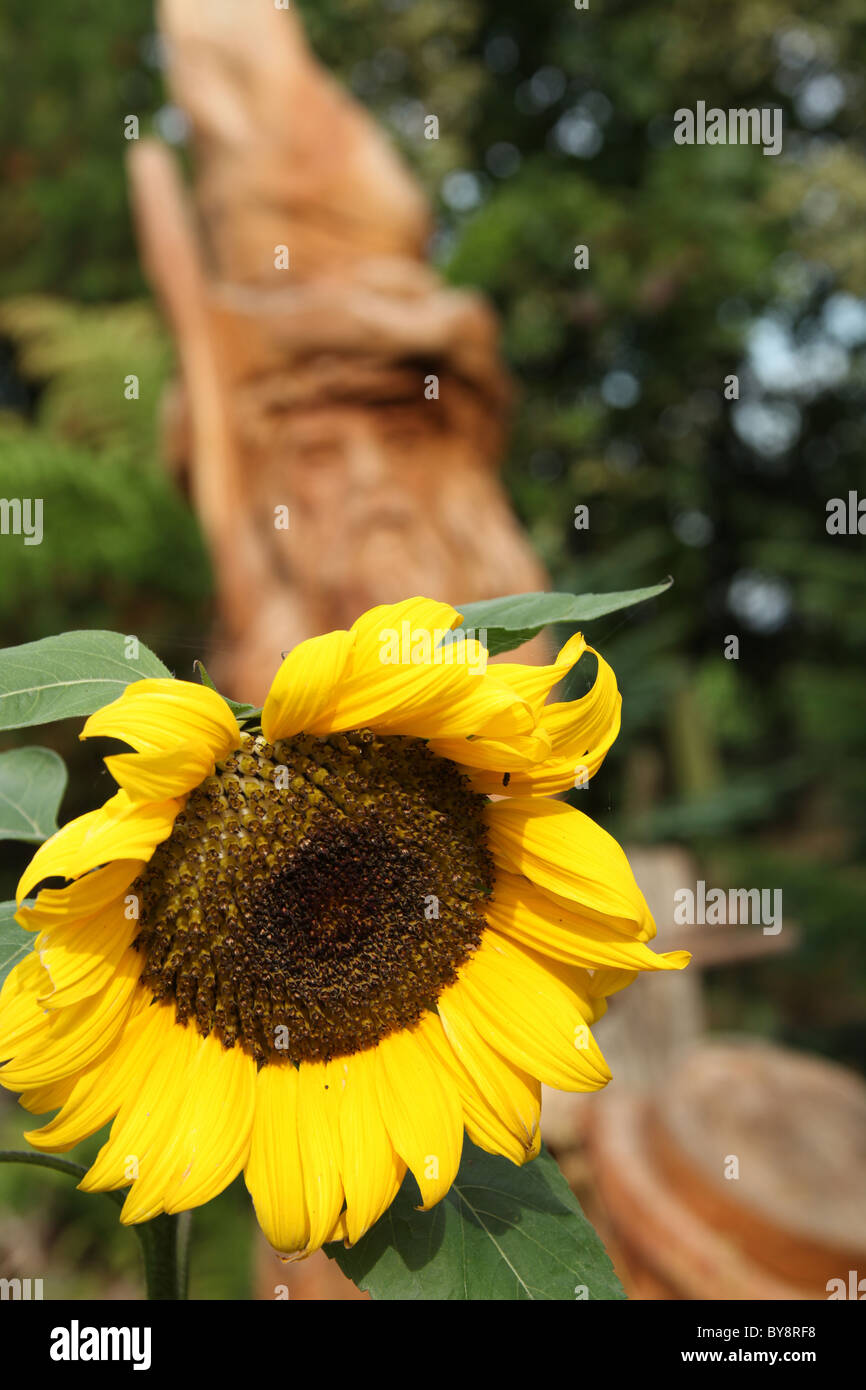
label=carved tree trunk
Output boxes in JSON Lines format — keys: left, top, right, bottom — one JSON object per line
{"left": 127, "top": 0, "right": 549, "bottom": 703}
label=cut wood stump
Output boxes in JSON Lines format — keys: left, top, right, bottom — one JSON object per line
{"left": 586, "top": 1039, "right": 866, "bottom": 1299}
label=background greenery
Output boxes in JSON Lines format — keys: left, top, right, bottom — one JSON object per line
{"left": 1, "top": 0, "right": 864, "bottom": 1297}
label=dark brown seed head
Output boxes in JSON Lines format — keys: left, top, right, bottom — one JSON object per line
{"left": 131, "top": 730, "right": 492, "bottom": 1063}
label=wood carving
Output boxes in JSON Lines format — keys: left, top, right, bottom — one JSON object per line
{"left": 127, "top": 0, "right": 549, "bottom": 703}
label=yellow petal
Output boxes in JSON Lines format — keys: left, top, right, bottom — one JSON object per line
{"left": 163, "top": 1035, "right": 256, "bottom": 1212}
{"left": 17, "top": 791, "right": 181, "bottom": 904}
{"left": 485, "top": 797, "right": 655, "bottom": 939}
{"left": 245, "top": 1063, "right": 309, "bottom": 1255}
{"left": 36, "top": 896, "right": 138, "bottom": 1009}
{"left": 83, "top": 679, "right": 239, "bottom": 801}
{"left": 80, "top": 1004, "right": 198, "bottom": 1194}
{"left": 295, "top": 1060, "right": 345, "bottom": 1254}
{"left": 0, "top": 953, "right": 53, "bottom": 1061}
{"left": 16, "top": 860, "right": 143, "bottom": 932}
{"left": 323, "top": 1209, "right": 350, "bottom": 1246}
{"left": 424, "top": 1007, "right": 541, "bottom": 1166}
{"left": 374, "top": 1018, "right": 463, "bottom": 1210}
{"left": 82, "top": 677, "right": 240, "bottom": 757}
{"left": 411, "top": 674, "right": 536, "bottom": 741}
{"left": 439, "top": 930, "right": 611, "bottom": 1093}
{"left": 466, "top": 646, "right": 621, "bottom": 796}
{"left": 488, "top": 869, "right": 690, "bottom": 974}
{"left": 303, "top": 597, "right": 533, "bottom": 741}
{"left": 17, "top": 1075, "right": 76, "bottom": 1116}
{"left": 429, "top": 730, "right": 552, "bottom": 773}
{"left": 262, "top": 630, "right": 355, "bottom": 743}
{"left": 102, "top": 746, "right": 221, "bottom": 804}
{"left": 25, "top": 994, "right": 157, "bottom": 1152}
{"left": 335, "top": 1049, "right": 405, "bottom": 1246}
{"left": 123, "top": 1030, "right": 256, "bottom": 1221}
{"left": 0, "top": 947, "right": 142, "bottom": 1088}
{"left": 487, "top": 632, "right": 587, "bottom": 713}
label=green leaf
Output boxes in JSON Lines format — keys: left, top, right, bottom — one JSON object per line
{"left": 327, "top": 1139, "right": 625, "bottom": 1300}
{"left": 452, "top": 581, "right": 673, "bottom": 656}
{"left": 0, "top": 631, "right": 171, "bottom": 731}
{"left": 227, "top": 703, "right": 263, "bottom": 723}
{"left": 192, "top": 661, "right": 261, "bottom": 723}
{"left": 0, "top": 899, "right": 33, "bottom": 990}
{"left": 0, "top": 746, "right": 67, "bottom": 843}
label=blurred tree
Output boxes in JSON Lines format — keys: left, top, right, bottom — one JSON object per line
{"left": 0, "top": 0, "right": 159, "bottom": 301}
{"left": 0, "top": 298, "right": 210, "bottom": 650}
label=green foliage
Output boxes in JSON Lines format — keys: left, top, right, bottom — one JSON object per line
{"left": 0, "top": 426, "right": 210, "bottom": 643}
{"left": 0, "top": 630, "right": 170, "bottom": 729}
{"left": 0, "top": 898, "right": 30, "bottom": 988}
{"left": 0, "top": 297, "right": 211, "bottom": 648}
{"left": 0, "top": 0, "right": 160, "bottom": 302}
{"left": 0, "top": 297, "right": 173, "bottom": 457}
{"left": 329, "top": 1138, "right": 624, "bottom": 1300}
{"left": 455, "top": 580, "right": 672, "bottom": 654}
{"left": 0, "top": 747, "right": 67, "bottom": 842}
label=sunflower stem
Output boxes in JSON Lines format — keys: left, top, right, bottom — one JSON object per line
{"left": 137, "top": 1213, "right": 187, "bottom": 1301}
{"left": 0, "top": 1149, "right": 187, "bottom": 1300}
{"left": 177, "top": 1209, "right": 193, "bottom": 1299}
{"left": 0, "top": 1148, "right": 91, "bottom": 1183}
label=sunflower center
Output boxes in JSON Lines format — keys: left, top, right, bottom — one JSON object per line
{"left": 130, "top": 730, "right": 492, "bottom": 1063}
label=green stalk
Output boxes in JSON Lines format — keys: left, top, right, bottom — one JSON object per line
{"left": 0, "top": 1149, "right": 189, "bottom": 1300}
{"left": 135, "top": 1211, "right": 187, "bottom": 1300}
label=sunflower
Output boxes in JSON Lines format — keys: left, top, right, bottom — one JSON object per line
{"left": 0, "top": 598, "right": 687, "bottom": 1255}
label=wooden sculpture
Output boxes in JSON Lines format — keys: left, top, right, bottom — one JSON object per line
{"left": 126, "top": 0, "right": 549, "bottom": 704}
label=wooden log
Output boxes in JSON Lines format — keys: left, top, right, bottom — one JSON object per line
{"left": 587, "top": 1091, "right": 814, "bottom": 1299}
{"left": 649, "top": 1038, "right": 866, "bottom": 1293}
{"left": 586, "top": 1040, "right": 866, "bottom": 1299}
